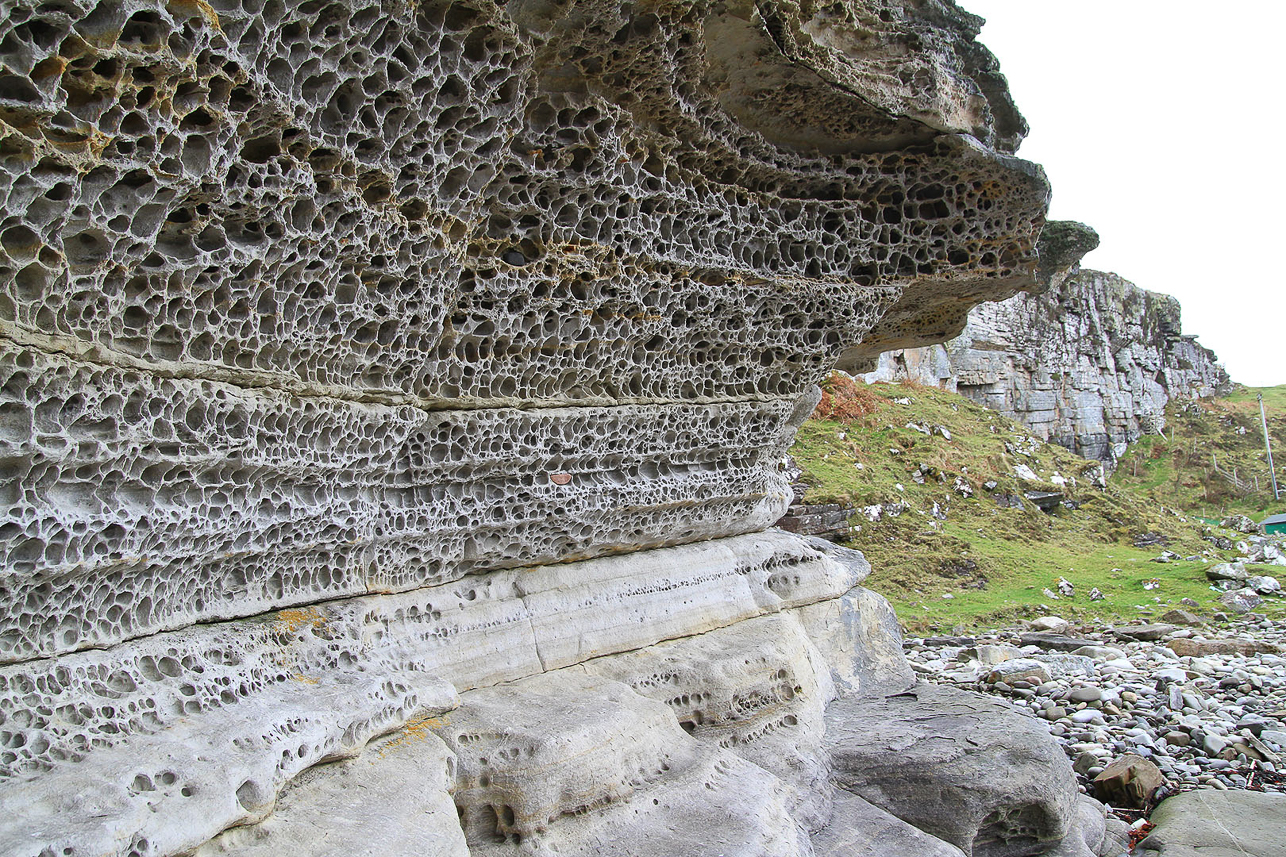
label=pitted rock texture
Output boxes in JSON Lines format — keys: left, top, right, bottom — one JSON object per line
{"left": 1, "top": 0, "right": 1056, "bottom": 853}
{"left": 864, "top": 266, "right": 1230, "bottom": 463}
{"left": 1, "top": 0, "right": 1046, "bottom": 664}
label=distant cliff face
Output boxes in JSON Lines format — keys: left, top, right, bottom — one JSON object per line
{"left": 865, "top": 265, "right": 1231, "bottom": 463}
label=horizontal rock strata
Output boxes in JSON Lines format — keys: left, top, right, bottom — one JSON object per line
{"left": 0, "top": 0, "right": 1083, "bottom": 853}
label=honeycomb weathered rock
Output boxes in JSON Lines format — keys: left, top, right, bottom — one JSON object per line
{"left": 0, "top": 0, "right": 1054, "bottom": 853}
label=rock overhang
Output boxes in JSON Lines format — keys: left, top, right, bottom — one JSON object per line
{"left": 0, "top": 0, "right": 1063, "bottom": 853}
{"left": 0, "top": 0, "right": 1051, "bottom": 658}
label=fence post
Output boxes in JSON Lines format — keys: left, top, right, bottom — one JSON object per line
{"left": 1260, "top": 393, "right": 1281, "bottom": 501}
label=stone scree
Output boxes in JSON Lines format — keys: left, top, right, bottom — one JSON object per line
{"left": 0, "top": 1, "right": 1117, "bottom": 855}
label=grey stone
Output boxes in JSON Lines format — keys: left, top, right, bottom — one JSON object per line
{"left": 970, "top": 644, "right": 1025, "bottom": 666}
{"left": 1022, "top": 633, "right": 1101, "bottom": 652}
{"left": 1139, "top": 790, "right": 1286, "bottom": 857}
{"left": 1160, "top": 610, "right": 1202, "bottom": 627}
{"left": 827, "top": 683, "right": 1078, "bottom": 857}
{"left": 1070, "top": 646, "right": 1127, "bottom": 661}
{"left": 1068, "top": 687, "right": 1103, "bottom": 704}
{"left": 1202, "top": 735, "right": 1227, "bottom": 756}
{"left": 1206, "top": 562, "right": 1248, "bottom": 582}
{"left": 812, "top": 789, "right": 966, "bottom": 857}
{"left": 1250, "top": 575, "right": 1281, "bottom": 595}
{"left": 1219, "top": 589, "right": 1263, "bottom": 614}
{"left": 988, "top": 660, "right": 1052, "bottom": 685}
{"left": 1113, "top": 624, "right": 1176, "bottom": 642}
{"left": 1221, "top": 515, "right": 1262, "bottom": 535}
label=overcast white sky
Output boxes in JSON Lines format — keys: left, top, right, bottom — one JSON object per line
{"left": 963, "top": 1, "right": 1284, "bottom": 387}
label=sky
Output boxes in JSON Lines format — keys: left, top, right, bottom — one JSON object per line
{"left": 962, "top": 1, "right": 1285, "bottom": 387}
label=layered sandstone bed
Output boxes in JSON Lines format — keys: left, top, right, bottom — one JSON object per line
{"left": 864, "top": 225, "right": 1230, "bottom": 463}
{"left": 0, "top": 0, "right": 1111, "bottom": 854}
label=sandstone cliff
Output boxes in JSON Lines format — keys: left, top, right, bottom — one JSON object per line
{"left": 0, "top": 1, "right": 1118, "bottom": 854}
{"left": 864, "top": 232, "right": 1230, "bottom": 463}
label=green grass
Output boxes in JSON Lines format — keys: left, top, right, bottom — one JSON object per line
{"left": 1112, "top": 385, "right": 1286, "bottom": 521}
{"left": 1225, "top": 383, "right": 1286, "bottom": 411}
{"left": 871, "top": 528, "right": 1285, "bottom": 632}
{"left": 787, "top": 376, "right": 1286, "bottom": 634}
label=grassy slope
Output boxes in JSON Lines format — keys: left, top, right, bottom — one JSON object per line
{"left": 1112, "top": 385, "right": 1286, "bottom": 521}
{"left": 789, "top": 377, "right": 1286, "bottom": 633}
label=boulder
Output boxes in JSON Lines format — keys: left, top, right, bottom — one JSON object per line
{"left": 1090, "top": 754, "right": 1164, "bottom": 809}
{"left": 1219, "top": 588, "right": 1263, "bottom": 613}
{"left": 1031, "top": 617, "right": 1072, "bottom": 633}
{"left": 1138, "top": 790, "right": 1286, "bottom": 857}
{"left": 1220, "top": 514, "right": 1261, "bottom": 534}
{"left": 988, "top": 654, "right": 1095, "bottom": 685}
{"left": 1159, "top": 609, "right": 1202, "bottom": 626}
{"left": 1021, "top": 633, "right": 1101, "bottom": 652}
{"left": 968, "top": 644, "right": 1025, "bottom": 666}
{"left": 1112, "top": 624, "right": 1176, "bottom": 642}
{"left": 827, "top": 683, "right": 1079, "bottom": 857}
{"left": 1249, "top": 574, "right": 1281, "bottom": 595}
{"left": 1206, "top": 562, "right": 1248, "bottom": 582}
{"left": 987, "top": 660, "right": 1052, "bottom": 685}
{"left": 1070, "top": 646, "right": 1127, "bottom": 661}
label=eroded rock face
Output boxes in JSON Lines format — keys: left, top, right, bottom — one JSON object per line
{"left": 1, "top": 0, "right": 1057, "bottom": 853}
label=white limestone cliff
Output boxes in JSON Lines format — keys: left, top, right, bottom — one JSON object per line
{"left": 864, "top": 239, "right": 1229, "bottom": 464}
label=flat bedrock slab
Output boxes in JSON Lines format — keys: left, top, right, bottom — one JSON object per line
{"left": 1138, "top": 790, "right": 1286, "bottom": 857}
{"left": 826, "top": 683, "right": 1079, "bottom": 857}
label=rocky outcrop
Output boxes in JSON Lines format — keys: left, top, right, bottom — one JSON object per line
{"left": 863, "top": 226, "right": 1230, "bottom": 463}
{"left": 0, "top": 0, "right": 1108, "bottom": 854}
{"left": 950, "top": 268, "right": 1230, "bottom": 463}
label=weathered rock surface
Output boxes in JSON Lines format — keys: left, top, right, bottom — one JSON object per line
{"left": 827, "top": 683, "right": 1080, "bottom": 857}
{"left": 196, "top": 728, "right": 467, "bottom": 856}
{"left": 863, "top": 261, "right": 1230, "bottom": 464}
{"left": 1138, "top": 790, "right": 1286, "bottom": 857}
{"left": 0, "top": 0, "right": 1072, "bottom": 853}
{"left": 1091, "top": 753, "right": 1165, "bottom": 809}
